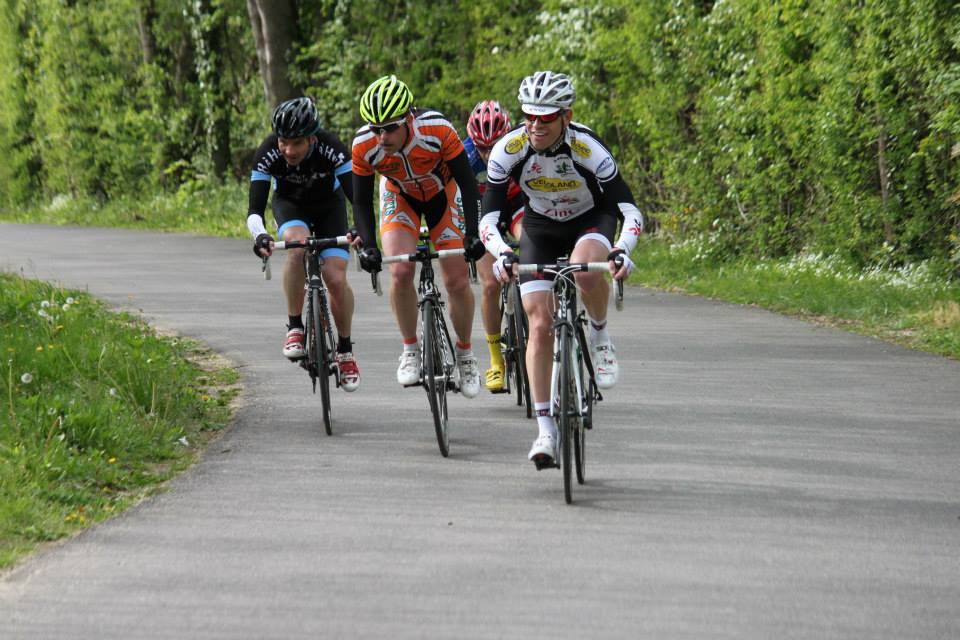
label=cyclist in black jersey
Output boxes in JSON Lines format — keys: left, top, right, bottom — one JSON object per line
{"left": 248, "top": 97, "right": 361, "bottom": 392}
{"left": 480, "top": 71, "right": 644, "bottom": 468}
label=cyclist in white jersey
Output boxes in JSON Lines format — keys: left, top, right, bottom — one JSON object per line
{"left": 480, "top": 71, "right": 643, "bottom": 468}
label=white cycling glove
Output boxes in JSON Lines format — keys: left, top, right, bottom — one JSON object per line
{"left": 492, "top": 252, "right": 517, "bottom": 282}
{"left": 607, "top": 249, "right": 635, "bottom": 280}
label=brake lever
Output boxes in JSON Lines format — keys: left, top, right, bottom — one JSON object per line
{"left": 262, "top": 256, "right": 271, "bottom": 281}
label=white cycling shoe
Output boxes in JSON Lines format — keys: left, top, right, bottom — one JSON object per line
{"left": 457, "top": 353, "right": 481, "bottom": 398}
{"left": 528, "top": 433, "right": 559, "bottom": 470}
{"left": 397, "top": 350, "right": 421, "bottom": 386}
{"left": 592, "top": 341, "right": 619, "bottom": 390}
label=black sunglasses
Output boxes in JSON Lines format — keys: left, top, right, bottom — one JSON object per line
{"left": 370, "top": 121, "right": 403, "bottom": 135}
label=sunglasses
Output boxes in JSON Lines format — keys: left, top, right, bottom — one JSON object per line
{"left": 369, "top": 120, "right": 404, "bottom": 135}
{"left": 524, "top": 110, "right": 564, "bottom": 124}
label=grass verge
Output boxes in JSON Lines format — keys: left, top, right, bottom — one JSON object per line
{"left": 0, "top": 273, "right": 239, "bottom": 570}
{"left": 630, "top": 236, "right": 960, "bottom": 360}
{"left": 0, "top": 182, "right": 248, "bottom": 238}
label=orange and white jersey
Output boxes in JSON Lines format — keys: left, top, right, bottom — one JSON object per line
{"left": 352, "top": 108, "right": 465, "bottom": 202}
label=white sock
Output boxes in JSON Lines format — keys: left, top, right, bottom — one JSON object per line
{"left": 456, "top": 345, "right": 473, "bottom": 359}
{"left": 588, "top": 315, "right": 609, "bottom": 346}
{"left": 403, "top": 341, "right": 419, "bottom": 354}
{"left": 534, "top": 402, "right": 557, "bottom": 439}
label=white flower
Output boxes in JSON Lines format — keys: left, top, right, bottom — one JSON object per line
{"left": 109, "top": 388, "right": 117, "bottom": 397}
{"left": 40, "top": 300, "right": 50, "bottom": 308}
{"left": 62, "top": 304, "right": 70, "bottom": 311}
{"left": 66, "top": 297, "right": 75, "bottom": 305}
{"left": 177, "top": 436, "right": 189, "bottom": 446}
{"left": 21, "top": 372, "right": 33, "bottom": 384}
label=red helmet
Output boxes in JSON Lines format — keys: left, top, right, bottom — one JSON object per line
{"left": 466, "top": 100, "right": 512, "bottom": 148}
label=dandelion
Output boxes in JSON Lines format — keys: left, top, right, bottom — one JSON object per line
{"left": 177, "top": 436, "right": 189, "bottom": 446}
{"left": 109, "top": 388, "right": 117, "bottom": 397}
{"left": 38, "top": 310, "right": 50, "bottom": 319}
{"left": 36, "top": 346, "right": 44, "bottom": 352}
{"left": 40, "top": 300, "right": 50, "bottom": 308}
{"left": 21, "top": 372, "right": 33, "bottom": 384}
{"left": 47, "top": 407, "right": 57, "bottom": 416}
{"left": 62, "top": 304, "right": 70, "bottom": 311}
{"left": 108, "top": 457, "right": 117, "bottom": 464}
{"left": 66, "top": 297, "right": 75, "bottom": 305}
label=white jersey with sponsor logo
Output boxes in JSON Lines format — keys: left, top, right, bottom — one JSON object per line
{"left": 485, "top": 122, "right": 619, "bottom": 222}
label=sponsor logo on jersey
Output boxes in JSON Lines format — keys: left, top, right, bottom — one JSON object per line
{"left": 378, "top": 159, "right": 404, "bottom": 175}
{"left": 525, "top": 176, "right": 582, "bottom": 192}
{"left": 570, "top": 138, "right": 592, "bottom": 158}
{"left": 531, "top": 162, "right": 543, "bottom": 174}
{"left": 555, "top": 160, "right": 573, "bottom": 175}
{"left": 437, "top": 226, "right": 462, "bottom": 243}
{"left": 596, "top": 157, "right": 615, "bottom": 178}
{"left": 505, "top": 132, "right": 528, "bottom": 154}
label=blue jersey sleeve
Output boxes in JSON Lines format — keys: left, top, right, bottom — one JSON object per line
{"left": 463, "top": 137, "right": 486, "bottom": 177}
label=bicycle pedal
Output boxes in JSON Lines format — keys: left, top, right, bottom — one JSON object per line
{"left": 531, "top": 454, "right": 558, "bottom": 471}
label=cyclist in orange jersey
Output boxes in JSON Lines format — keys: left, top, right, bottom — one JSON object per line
{"left": 352, "top": 75, "right": 486, "bottom": 397}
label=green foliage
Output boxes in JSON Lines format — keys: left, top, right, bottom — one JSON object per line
{"left": 0, "top": 273, "right": 238, "bottom": 568}
{"left": 0, "top": 0, "right": 958, "bottom": 271}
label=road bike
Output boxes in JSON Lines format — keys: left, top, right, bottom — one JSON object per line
{"left": 263, "top": 234, "right": 351, "bottom": 435}
{"left": 517, "top": 258, "right": 624, "bottom": 504}
{"left": 370, "top": 232, "right": 476, "bottom": 457}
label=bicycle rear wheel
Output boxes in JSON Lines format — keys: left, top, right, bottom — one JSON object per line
{"left": 422, "top": 298, "right": 450, "bottom": 457}
{"left": 511, "top": 283, "right": 533, "bottom": 418}
{"left": 307, "top": 289, "right": 332, "bottom": 435}
{"left": 558, "top": 323, "right": 575, "bottom": 504}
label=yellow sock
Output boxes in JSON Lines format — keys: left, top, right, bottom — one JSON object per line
{"left": 486, "top": 333, "right": 504, "bottom": 370}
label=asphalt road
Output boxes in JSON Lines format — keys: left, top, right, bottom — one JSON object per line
{"left": 1, "top": 223, "right": 958, "bottom": 639}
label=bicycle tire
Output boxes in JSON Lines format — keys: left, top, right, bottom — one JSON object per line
{"left": 574, "top": 346, "right": 587, "bottom": 485}
{"left": 308, "top": 289, "right": 333, "bottom": 435}
{"left": 574, "top": 321, "right": 591, "bottom": 484}
{"left": 422, "top": 298, "right": 450, "bottom": 457}
{"left": 511, "top": 283, "right": 533, "bottom": 418}
{"left": 558, "top": 323, "right": 575, "bottom": 504}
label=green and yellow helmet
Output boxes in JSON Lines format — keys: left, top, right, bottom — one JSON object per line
{"left": 359, "top": 75, "right": 413, "bottom": 124}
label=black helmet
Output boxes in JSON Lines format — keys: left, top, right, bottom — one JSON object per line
{"left": 272, "top": 97, "right": 320, "bottom": 138}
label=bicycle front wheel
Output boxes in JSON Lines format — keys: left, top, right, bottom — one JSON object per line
{"left": 307, "top": 289, "right": 333, "bottom": 435}
{"left": 558, "top": 323, "right": 576, "bottom": 504}
{"left": 422, "top": 298, "right": 450, "bottom": 457}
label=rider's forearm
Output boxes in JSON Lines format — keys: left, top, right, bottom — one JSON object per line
{"left": 351, "top": 173, "right": 377, "bottom": 246}
{"left": 480, "top": 182, "right": 511, "bottom": 257}
{"left": 603, "top": 175, "right": 644, "bottom": 255}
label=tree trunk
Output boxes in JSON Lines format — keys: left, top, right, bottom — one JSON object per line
{"left": 191, "top": 0, "right": 231, "bottom": 182}
{"left": 876, "top": 120, "right": 895, "bottom": 246}
{"left": 137, "top": 0, "right": 157, "bottom": 65}
{"left": 246, "top": 0, "right": 298, "bottom": 108}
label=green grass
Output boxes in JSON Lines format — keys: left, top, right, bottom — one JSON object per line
{"left": 630, "top": 236, "right": 960, "bottom": 360}
{"left": 0, "top": 273, "right": 238, "bottom": 569}
{"left": 0, "top": 182, "right": 248, "bottom": 238}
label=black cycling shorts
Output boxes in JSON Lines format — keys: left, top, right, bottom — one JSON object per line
{"left": 272, "top": 190, "right": 348, "bottom": 239}
{"left": 518, "top": 207, "right": 617, "bottom": 286}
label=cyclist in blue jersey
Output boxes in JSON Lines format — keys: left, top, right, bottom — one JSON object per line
{"left": 464, "top": 100, "right": 525, "bottom": 393}
{"left": 480, "top": 72, "right": 644, "bottom": 467}
{"left": 248, "top": 97, "right": 361, "bottom": 392}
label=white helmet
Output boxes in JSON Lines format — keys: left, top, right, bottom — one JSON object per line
{"left": 518, "top": 71, "right": 575, "bottom": 115}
